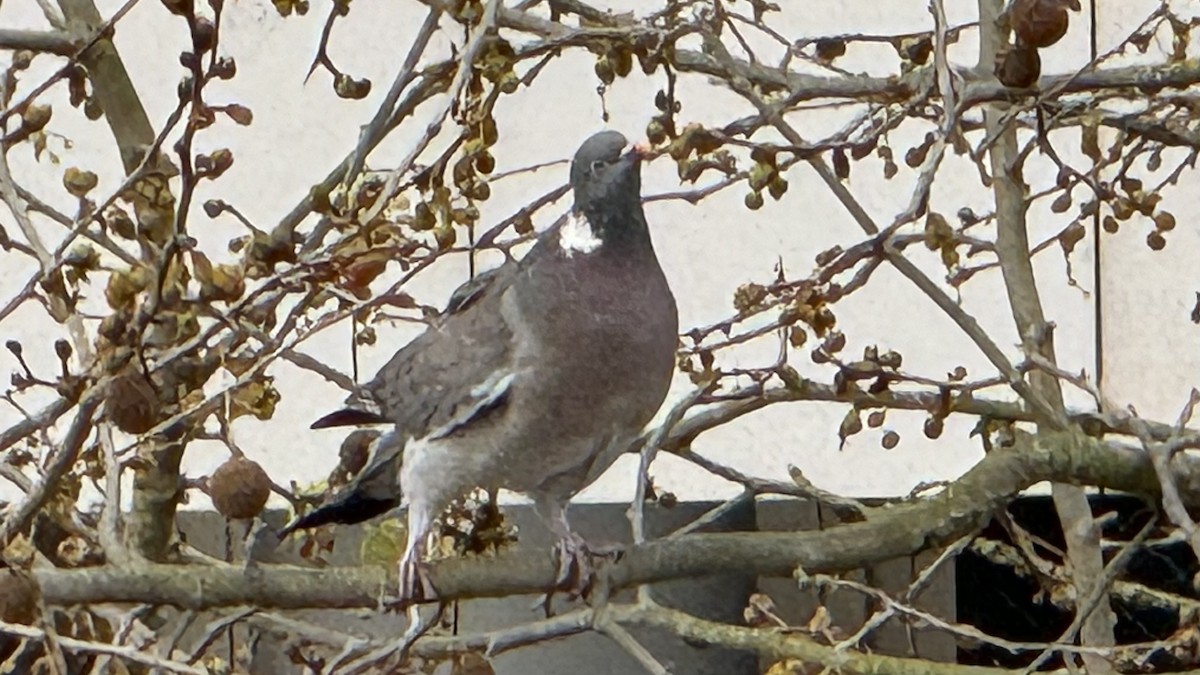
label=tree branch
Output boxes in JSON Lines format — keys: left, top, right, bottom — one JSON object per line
{"left": 57, "top": 0, "right": 157, "bottom": 174}
{"left": 32, "top": 430, "right": 1193, "bottom": 609}
{"left": 0, "top": 618, "right": 206, "bottom": 674}
{"left": 0, "top": 29, "right": 74, "bottom": 55}
{"left": 496, "top": 2, "right": 1200, "bottom": 110}
{"left": 975, "top": 0, "right": 1117, "bottom": 669}
{"left": 0, "top": 398, "right": 99, "bottom": 543}
{"left": 616, "top": 603, "right": 1018, "bottom": 675}
{"left": 696, "top": 30, "right": 1059, "bottom": 423}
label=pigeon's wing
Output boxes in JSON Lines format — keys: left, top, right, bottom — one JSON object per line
{"left": 444, "top": 264, "right": 507, "bottom": 315}
{"left": 284, "top": 266, "right": 522, "bottom": 537}
{"left": 311, "top": 260, "right": 522, "bottom": 437}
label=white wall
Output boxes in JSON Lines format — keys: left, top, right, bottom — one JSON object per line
{"left": 0, "top": 0, "right": 1193, "bottom": 510}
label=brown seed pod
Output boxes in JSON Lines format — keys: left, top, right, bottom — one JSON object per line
{"left": 0, "top": 568, "right": 39, "bottom": 624}
{"left": 104, "top": 368, "right": 160, "bottom": 434}
{"left": 209, "top": 457, "right": 272, "bottom": 520}
{"left": 924, "top": 416, "right": 945, "bottom": 439}
{"left": 1147, "top": 230, "right": 1166, "bottom": 251}
{"left": 881, "top": 430, "right": 900, "bottom": 450}
{"left": 1011, "top": 0, "right": 1080, "bottom": 49}
{"left": 339, "top": 429, "right": 381, "bottom": 479}
{"left": 814, "top": 38, "right": 846, "bottom": 63}
{"left": 994, "top": 45, "right": 1041, "bottom": 88}
{"left": 0, "top": 568, "right": 37, "bottom": 662}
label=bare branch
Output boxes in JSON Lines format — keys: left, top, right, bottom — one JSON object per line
{"left": 976, "top": 0, "right": 1116, "bottom": 666}
{"left": 342, "top": 6, "right": 444, "bottom": 188}
{"left": 32, "top": 430, "right": 1191, "bottom": 609}
{"left": 54, "top": 0, "right": 157, "bottom": 174}
{"left": 0, "top": 619, "right": 206, "bottom": 675}
{"left": 1021, "top": 516, "right": 1155, "bottom": 673}
{"left": 0, "top": 398, "right": 99, "bottom": 544}
{"left": 596, "top": 613, "right": 670, "bottom": 675}
{"left": 0, "top": 29, "right": 73, "bottom": 54}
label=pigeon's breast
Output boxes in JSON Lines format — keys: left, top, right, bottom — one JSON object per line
{"left": 493, "top": 250, "right": 678, "bottom": 494}
{"left": 517, "top": 250, "right": 676, "bottom": 379}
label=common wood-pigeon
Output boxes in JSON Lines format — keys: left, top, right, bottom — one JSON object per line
{"left": 281, "top": 130, "right": 679, "bottom": 605}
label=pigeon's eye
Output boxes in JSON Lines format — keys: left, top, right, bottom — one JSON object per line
{"left": 590, "top": 159, "right": 607, "bottom": 173}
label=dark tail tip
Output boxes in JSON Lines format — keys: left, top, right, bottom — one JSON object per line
{"left": 278, "top": 493, "right": 401, "bottom": 538}
{"left": 310, "top": 409, "right": 389, "bottom": 429}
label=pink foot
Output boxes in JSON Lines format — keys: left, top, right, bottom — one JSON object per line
{"left": 536, "top": 533, "right": 622, "bottom": 615}
{"left": 384, "top": 555, "right": 437, "bottom": 612}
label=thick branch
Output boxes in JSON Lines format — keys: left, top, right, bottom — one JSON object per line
{"left": 976, "top": 0, "right": 1117, "bottom": 668}
{"left": 618, "top": 604, "right": 1017, "bottom": 675}
{"left": 56, "top": 0, "right": 184, "bottom": 561}
{"left": 497, "top": 3, "right": 1200, "bottom": 110}
{"left": 57, "top": 0, "right": 156, "bottom": 174}
{"left": 0, "top": 29, "right": 74, "bottom": 55}
{"left": 0, "top": 394, "right": 73, "bottom": 455}
{"left": 33, "top": 431, "right": 1193, "bottom": 609}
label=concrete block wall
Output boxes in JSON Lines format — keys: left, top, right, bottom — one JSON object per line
{"left": 176, "top": 500, "right": 954, "bottom": 673}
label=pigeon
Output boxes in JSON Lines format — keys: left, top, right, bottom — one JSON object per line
{"left": 281, "top": 130, "right": 679, "bottom": 605}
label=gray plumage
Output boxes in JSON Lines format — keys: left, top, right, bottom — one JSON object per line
{"left": 282, "top": 130, "right": 678, "bottom": 601}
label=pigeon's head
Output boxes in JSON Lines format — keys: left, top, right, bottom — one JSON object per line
{"left": 569, "top": 131, "right": 643, "bottom": 220}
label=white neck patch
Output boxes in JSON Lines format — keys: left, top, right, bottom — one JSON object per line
{"left": 559, "top": 211, "right": 602, "bottom": 257}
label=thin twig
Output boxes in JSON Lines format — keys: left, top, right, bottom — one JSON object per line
{"left": 97, "top": 423, "right": 125, "bottom": 563}
{"left": 1021, "top": 514, "right": 1155, "bottom": 673}
{"left": 185, "top": 607, "right": 256, "bottom": 665}
{"left": 631, "top": 386, "right": 708, "bottom": 546}
{"left": 343, "top": 6, "right": 445, "bottom": 187}
{"left": 0, "top": 619, "right": 206, "bottom": 675}
{"left": 0, "top": 398, "right": 99, "bottom": 543}
{"left": 597, "top": 612, "right": 671, "bottom": 675}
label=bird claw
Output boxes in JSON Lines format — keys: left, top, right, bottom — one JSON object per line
{"left": 383, "top": 558, "right": 437, "bottom": 613}
{"left": 554, "top": 534, "right": 605, "bottom": 595}
{"left": 534, "top": 534, "right": 621, "bottom": 615}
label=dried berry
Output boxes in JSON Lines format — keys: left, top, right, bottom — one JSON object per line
{"left": 0, "top": 568, "right": 38, "bottom": 624}
{"left": 333, "top": 73, "right": 371, "bottom": 100}
{"left": 814, "top": 38, "right": 846, "bottom": 62}
{"left": 54, "top": 339, "right": 72, "bottom": 363}
{"left": 1011, "top": 0, "right": 1080, "bottom": 49}
{"left": 924, "top": 416, "right": 945, "bottom": 439}
{"left": 193, "top": 17, "right": 216, "bottom": 53}
{"left": 209, "top": 457, "right": 272, "bottom": 520}
{"left": 104, "top": 368, "right": 160, "bottom": 434}
{"left": 1147, "top": 230, "right": 1166, "bottom": 251}
{"left": 339, "top": 429, "right": 381, "bottom": 478}
{"left": 881, "top": 430, "right": 900, "bottom": 449}
{"left": 995, "top": 45, "right": 1041, "bottom": 88}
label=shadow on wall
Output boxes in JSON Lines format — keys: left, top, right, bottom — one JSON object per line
{"left": 958, "top": 494, "right": 1188, "bottom": 672}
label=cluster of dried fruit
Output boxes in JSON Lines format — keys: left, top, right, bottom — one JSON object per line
{"left": 995, "top": 0, "right": 1082, "bottom": 88}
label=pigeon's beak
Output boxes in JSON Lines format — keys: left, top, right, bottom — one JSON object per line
{"left": 625, "top": 142, "right": 650, "bottom": 163}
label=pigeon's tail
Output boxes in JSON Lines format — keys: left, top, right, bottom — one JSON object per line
{"left": 310, "top": 408, "right": 389, "bottom": 429}
{"left": 278, "top": 491, "right": 400, "bottom": 539}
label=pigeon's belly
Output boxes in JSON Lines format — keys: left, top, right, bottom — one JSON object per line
{"left": 487, "top": 420, "right": 634, "bottom": 497}
{"left": 485, "top": 256, "right": 677, "bottom": 497}
{"left": 482, "top": 340, "right": 672, "bottom": 497}
{"left": 401, "top": 402, "right": 624, "bottom": 501}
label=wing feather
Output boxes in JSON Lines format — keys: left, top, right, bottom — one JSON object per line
{"left": 312, "top": 259, "right": 522, "bottom": 440}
